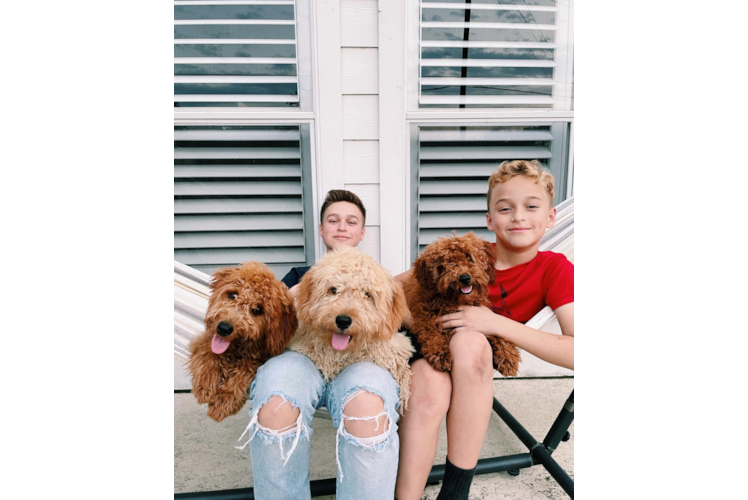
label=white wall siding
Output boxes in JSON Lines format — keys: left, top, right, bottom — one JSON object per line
{"left": 341, "top": 48, "right": 379, "bottom": 94}
{"left": 342, "top": 95, "right": 379, "bottom": 140}
{"left": 340, "top": 0, "right": 379, "bottom": 47}
{"left": 344, "top": 140, "right": 379, "bottom": 184}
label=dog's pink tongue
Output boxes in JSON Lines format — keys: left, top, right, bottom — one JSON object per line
{"left": 331, "top": 332, "right": 351, "bottom": 351}
{"left": 461, "top": 286, "right": 473, "bottom": 294}
{"left": 211, "top": 335, "right": 231, "bottom": 354}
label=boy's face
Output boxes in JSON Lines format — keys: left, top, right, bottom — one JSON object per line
{"left": 319, "top": 201, "right": 365, "bottom": 251}
{"left": 486, "top": 176, "right": 556, "bottom": 252}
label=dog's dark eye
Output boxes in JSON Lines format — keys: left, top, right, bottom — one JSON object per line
{"left": 228, "top": 292, "right": 237, "bottom": 300}
{"left": 330, "top": 287, "right": 338, "bottom": 295}
{"left": 364, "top": 291, "right": 371, "bottom": 299}
{"left": 466, "top": 253, "right": 473, "bottom": 262}
{"left": 252, "top": 306, "right": 263, "bottom": 316}
{"left": 436, "top": 265, "right": 445, "bottom": 275}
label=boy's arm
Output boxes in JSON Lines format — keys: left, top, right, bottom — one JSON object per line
{"left": 440, "top": 302, "right": 574, "bottom": 371}
{"left": 393, "top": 269, "right": 412, "bottom": 286}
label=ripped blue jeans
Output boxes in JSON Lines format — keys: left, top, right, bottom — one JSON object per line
{"left": 238, "top": 350, "right": 400, "bottom": 500}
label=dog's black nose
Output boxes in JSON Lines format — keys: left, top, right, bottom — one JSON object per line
{"left": 335, "top": 315, "right": 352, "bottom": 331}
{"left": 217, "top": 321, "right": 233, "bottom": 337}
{"left": 459, "top": 274, "right": 472, "bottom": 285}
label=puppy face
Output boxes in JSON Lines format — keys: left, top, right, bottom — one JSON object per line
{"left": 296, "top": 247, "right": 408, "bottom": 351}
{"left": 206, "top": 262, "right": 297, "bottom": 357}
{"left": 413, "top": 232, "right": 496, "bottom": 304}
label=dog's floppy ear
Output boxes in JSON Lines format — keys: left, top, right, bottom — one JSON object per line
{"left": 294, "top": 271, "right": 314, "bottom": 324}
{"left": 210, "top": 266, "right": 236, "bottom": 290}
{"left": 482, "top": 239, "right": 497, "bottom": 285}
{"left": 381, "top": 276, "right": 410, "bottom": 339}
{"left": 413, "top": 252, "right": 433, "bottom": 287}
{"left": 265, "top": 285, "right": 298, "bottom": 356}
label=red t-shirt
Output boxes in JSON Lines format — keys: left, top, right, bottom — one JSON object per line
{"left": 487, "top": 249, "right": 574, "bottom": 324}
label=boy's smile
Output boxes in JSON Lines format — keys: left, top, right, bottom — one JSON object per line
{"left": 486, "top": 176, "right": 556, "bottom": 253}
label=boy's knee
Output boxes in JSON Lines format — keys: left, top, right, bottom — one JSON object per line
{"left": 257, "top": 395, "right": 301, "bottom": 431}
{"left": 450, "top": 331, "right": 493, "bottom": 381}
{"left": 342, "top": 390, "right": 389, "bottom": 439}
{"left": 408, "top": 360, "right": 451, "bottom": 419}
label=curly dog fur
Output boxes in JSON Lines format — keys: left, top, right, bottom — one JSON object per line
{"left": 289, "top": 247, "right": 415, "bottom": 413}
{"left": 188, "top": 262, "right": 297, "bottom": 422}
{"left": 403, "top": 232, "right": 521, "bottom": 376}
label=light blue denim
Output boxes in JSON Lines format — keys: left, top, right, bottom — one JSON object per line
{"left": 241, "top": 350, "right": 400, "bottom": 500}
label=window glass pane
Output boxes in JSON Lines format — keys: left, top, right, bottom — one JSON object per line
{"left": 175, "top": 25, "right": 296, "bottom": 40}
{"left": 422, "top": 47, "right": 554, "bottom": 60}
{"left": 422, "top": 8, "right": 555, "bottom": 26}
{"left": 422, "top": 66, "right": 552, "bottom": 79}
{"left": 175, "top": 83, "right": 298, "bottom": 95}
{"left": 175, "top": 44, "right": 296, "bottom": 59}
{"left": 175, "top": 64, "right": 297, "bottom": 76}
{"left": 422, "top": 27, "right": 556, "bottom": 43}
{"left": 174, "top": 5, "right": 294, "bottom": 21}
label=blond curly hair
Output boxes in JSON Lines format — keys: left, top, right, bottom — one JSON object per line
{"left": 486, "top": 160, "right": 555, "bottom": 211}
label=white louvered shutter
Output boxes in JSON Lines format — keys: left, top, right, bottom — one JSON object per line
{"left": 419, "top": 0, "right": 573, "bottom": 110}
{"left": 413, "top": 123, "right": 569, "bottom": 256}
{"left": 174, "top": 0, "right": 301, "bottom": 108}
{"left": 174, "top": 125, "right": 314, "bottom": 278}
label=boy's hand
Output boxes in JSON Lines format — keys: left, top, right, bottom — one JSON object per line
{"left": 439, "top": 305, "right": 500, "bottom": 336}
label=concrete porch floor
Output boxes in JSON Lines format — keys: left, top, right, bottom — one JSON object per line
{"left": 175, "top": 377, "right": 574, "bottom": 499}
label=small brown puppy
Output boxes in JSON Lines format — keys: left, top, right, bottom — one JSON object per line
{"left": 187, "top": 262, "right": 297, "bottom": 422}
{"left": 404, "top": 232, "right": 521, "bottom": 376}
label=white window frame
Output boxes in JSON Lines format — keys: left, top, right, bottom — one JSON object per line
{"left": 173, "top": 0, "right": 326, "bottom": 264}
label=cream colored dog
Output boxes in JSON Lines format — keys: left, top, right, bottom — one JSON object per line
{"left": 289, "top": 247, "right": 415, "bottom": 412}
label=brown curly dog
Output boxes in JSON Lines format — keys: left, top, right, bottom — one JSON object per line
{"left": 187, "top": 262, "right": 297, "bottom": 422}
{"left": 403, "top": 232, "right": 521, "bottom": 376}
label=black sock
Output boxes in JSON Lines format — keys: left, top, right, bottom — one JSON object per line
{"left": 436, "top": 457, "right": 476, "bottom": 500}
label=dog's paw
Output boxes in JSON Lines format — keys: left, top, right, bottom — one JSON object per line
{"left": 487, "top": 336, "right": 521, "bottom": 377}
{"left": 206, "top": 392, "right": 247, "bottom": 422}
{"left": 427, "top": 351, "right": 453, "bottom": 372}
{"left": 493, "top": 347, "right": 521, "bottom": 377}
{"left": 207, "top": 402, "right": 229, "bottom": 422}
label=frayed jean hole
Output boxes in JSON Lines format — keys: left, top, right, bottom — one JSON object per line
{"left": 256, "top": 395, "right": 301, "bottom": 431}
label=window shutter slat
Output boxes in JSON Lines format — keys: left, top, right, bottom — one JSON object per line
{"left": 175, "top": 247, "right": 306, "bottom": 266}
{"left": 174, "top": 164, "right": 301, "bottom": 178}
{"left": 175, "top": 230, "right": 304, "bottom": 249}
{"left": 174, "top": 197, "right": 302, "bottom": 214}
{"left": 175, "top": 125, "right": 312, "bottom": 278}
{"left": 419, "top": 145, "right": 552, "bottom": 160}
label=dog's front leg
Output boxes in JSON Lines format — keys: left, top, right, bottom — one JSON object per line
{"left": 188, "top": 348, "right": 222, "bottom": 405}
{"left": 417, "top": 322, "right": 454, "bottom": 373}
{"left": 206, "top": 363, "right": 257, "bottom": 422}
{"left": 487, "top": 335, "right": 521, "bottom": 377}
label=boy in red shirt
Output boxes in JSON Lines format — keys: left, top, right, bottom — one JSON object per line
{"left": 394, "top": 160, "right": 574, "bottom": 500}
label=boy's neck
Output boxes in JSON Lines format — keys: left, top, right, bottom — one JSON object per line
{"left": 494, "top": 243, "right": 541, "bottom": 271}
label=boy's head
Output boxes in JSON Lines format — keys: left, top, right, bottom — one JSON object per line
{"left": 319, "top": 189, "right": 366, "bottom": 251}
{"left": 485, "top": 160, "right": 557, "bottom": 252}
